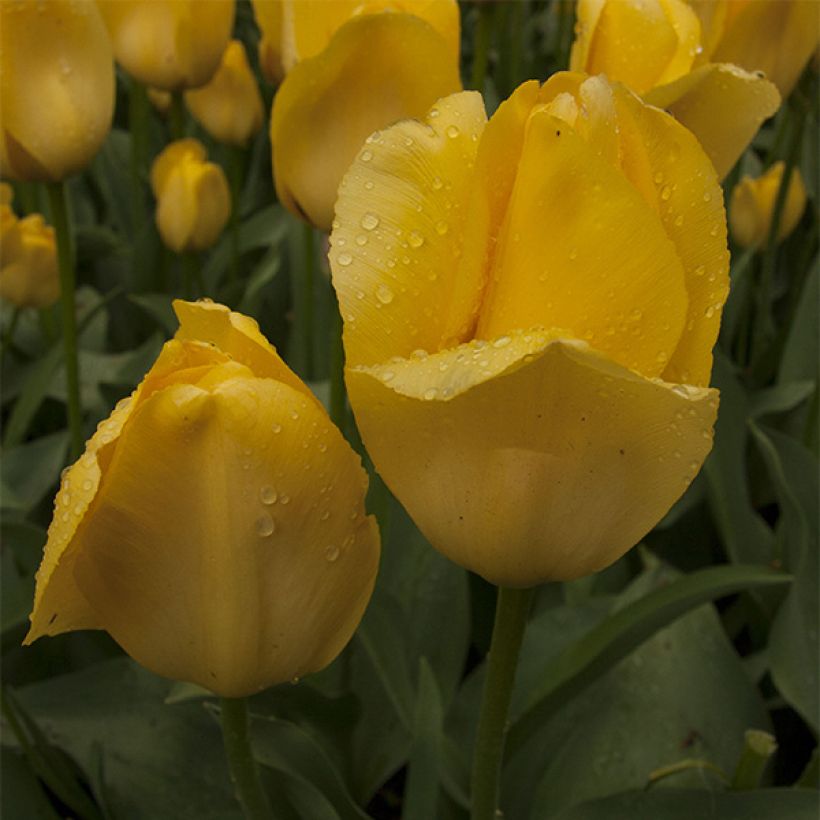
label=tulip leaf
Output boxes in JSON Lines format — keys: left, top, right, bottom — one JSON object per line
{"left": 750, "top": 381, "right": 816, "bottom": 418}
{"left": 704, "top": 353, "right": 775, "bottom": 566}
{"left": 401, "top": 658, "right": 444, "bottom": 820}
{"left": 553, "top": 788, "right": 819, "bottom": 820}
{"left": 505, "top": 563, "right": 790, "bottom": 760}
{"left": 0, "top": 747, "right": 61, "bottom": 820}
{"left": 778, "top": 257, "right": 819, "bottom": 386}
{"left": 243, "top": 711, "right": 370, "bottom": 820}
{"left": 750, "top": 424, "right": 819, "bottom": 731}
{"left": 237, "top": 248, "right": 281, "bottom": 316}
{"left": 0, "top": 432, "right": 67, "bottom": 515}
{"left": 129, "top": 294, "right": 178, "bottom": 337}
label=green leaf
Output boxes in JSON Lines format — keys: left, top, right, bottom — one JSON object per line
{"left": 248, "top": 711, "right": 370, "bottom": 820}
{"left": 128, "top": 294, "right": 177, "bottom": 337}
{"left": 237, "top": 248, "right": 281, "bottom": 316}
{"left": 0, "top": 747, "right": 61, "bottom": 820}
{"left": 555, "top": 788, "right": 819, "bottom": 820}
{"left": 750, "top": 381, "right": 816, "bottom": 418}
{"left": 778, "top": 256, "right": 819, "bottom": 385}
{"left": 402, "top": 659, "right": 444, "bottom": 820}
{"left": 0, "top": 432, "right": 67, "bottom": 514}
{"left": 750, "top": 424, "right": 819, "bottom": 731}
{"left": 505, "top": 563, "right": 790, "bottom": 759}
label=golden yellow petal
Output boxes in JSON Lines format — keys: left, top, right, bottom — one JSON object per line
{"left": 348, "top": 332, "right": 717, "bottom": 587}
{"left": 271, "top": 12, "right": 462, "bottom": 230}
{"left": 612, "top": 86, "right": 729, "bottom": 386}
{"left": 645, "top": 62, "right": 781, "bottom": 179}
{"left": 711, "top": 0, "right": 820, "bottom": 98}
{"left": 172, "top": 299, "right": 321, "bottom": 407}
{"left": 60, "top": 377, "right": 377, "bottom": 697}
{"left": 330, "top": 91, "right": 487, "bottom": 369}
{"left": 150, "top": 138, "right": 206, "bottom": 196}
{"left": 0, "top": 0, "right": 114, "bottom": 181}
{"left": 476, "top": 108, "right": 688, "bottom": 379}
{"left": 188, "top": 161, "right": 231, "bottom": 251}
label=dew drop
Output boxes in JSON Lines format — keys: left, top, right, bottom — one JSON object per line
{"left": 653, "top": 171, "right": 664, "bottom": 184}
{"left": 360, "top": 149, "right": 373, "bottom": 162}
{"left": 364, "top": 180, "right": 374, "bottom": 190}
{"left": 260, "top": 485, "right": 278, "bottom": 505}
{"left": 325, "top": 545, "right": 340, "bottom": 562}
{"left": 272, "top": 422, "right": 282, "bottom": 433}
{"left": 435, "top": 220, "right": 448, "bottom": 235}
{"left": 703, "top": 191, "right": 712, "bottom": 202}
{"left": 361, "top": 212, "right": 379, "bottom": 231}
{"left": 493, "top": 335, "right": 511, "bottom": 348}
{"left": 337, "top": 252, "right": 353, "bottom": 267}
{"left": 320, "top": 510, "right": 330, "bottom": 521}
{"left": 693, "top": 265, "right": 706, "bottom": 277}
{"left": 408, "top": 231, "right": 424, "bottom": 248}
{"left": 376, "top": 283, "right": 394, "bottom": 304}
{"left": 432, "top": 176, "right": 443, "bottom": 190}
{"left": 660, "top": 185, "right": 672, "bottom": 201}
{"left": 255, "top": 513, "right": 275, "bottom": 537}
{"left": 674, "top": 214, "right": 684, "bottom": 227}
{"left": 446, "top": 124, "right": 460, "bottom": 138}
{"left": 280, "top": 494, "right": 291, "bottom": 505}
{"left": 428, "top": 108, "right": 440, "bottom": 118}
{"left": 381, "top": 370, "right": 395, "bottom": 382}
{"left": 82, "top": 479, "right": 93, "bottom": 491}
{"left": 423, "top": 387, "right": 438, "bottom": 400}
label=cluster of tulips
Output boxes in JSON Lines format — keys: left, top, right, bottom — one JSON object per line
{"left": 1, "top": 1, "right": 816, "bottom": 818}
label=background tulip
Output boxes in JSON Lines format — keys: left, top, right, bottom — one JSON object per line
{"left": 97, "top": 0, "right": 235, "bottom": 91}
{"left": 185, "top": 40, "right": 265, "bottom": 147}
{"left": 570, "top": 0, "right": 781, "bottom": 179}
{"left": 25, "top": 300, "right": 380, "bottom": 698}
{"left": 730, "top": 162, "right": 808, "bottom": 249}
{"left": 0, "top": 0, "right": 115, "bottom": 182}
{"left": 331, "top": 74, "right": 729, "bottom": 587}
{"left": 0, "top": 188, "right": 59, "bottom": 309}
{"left": 150, "top": 139, "right": 231, "bottom": 253}
{"left": 268, "top": 0, "right": 462, "bottom": 230}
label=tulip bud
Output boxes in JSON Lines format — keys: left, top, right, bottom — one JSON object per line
{"left": 0, "top": 186, "right": 59, "bottom": 310}
{"left": 265, "top": 0, "right": 462, "bottom": 230}
{"left": 147, "top": 88, "right": 172, "bottom": 116}
{"left": 97, "top": 0, "right": 235, "bottom": 91}
{"left": 185, "top": 41, "right": 265, "bottom": 147}
{"left": 0, "top": 0, "right": 115, "bottom": 182}
{"left": 150, "top": 139, "right": 231, "bottom": 253}
{"left": 331, "top": 74, "right": 729, "bottom": 587}
{"left": 730, "top": 162, "right": 808, "bottom": 249}
{"left": 252, "top": 0, "right": 285, "bottom": 84}
{"left": 25, "top": 299, "right": 380, "bottom": 698}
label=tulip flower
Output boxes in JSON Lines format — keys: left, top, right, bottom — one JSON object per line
{"left": 185, "top": 40, "right": 265, "bottom": 148}
{"left": 697, "top": 0, "right": 819, "bottom": 99}
{"left": 262, "top": 0, "right": 462, "bottom": 230}
{"left": 252, "top": 0, "right": 285, "bottom": 84}
{"left": 150, "top": 139, "right": 231, "bottom": 253}
{"left": 570, "top": 0, "right": 781, "bottom": 178}
{"left": 730, "top": 162, "right": 808, "bottom": 249}
{"left": 25, "top": 299, "right": 380, "bottom": 698}
{"left": 97, "top": 0, "right": 235, "bottom": 91}
{"left": 0, "top": 0, "right": 115, "bottom": 182}
{"left": 0, "top": 187, "right": 59, "bottom": 310}
{"left": 331, "top": 73, "right": 729, "bottom": 588}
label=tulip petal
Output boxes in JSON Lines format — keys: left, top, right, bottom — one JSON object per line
{"left": 645, "top": 63, "right": 780, "bottom": 180}
{"left": 476, "top": 109, "right": 688, "bottom": 378}
{"left": 613, "top": 88, "right": 729, "bottom": 386}
{"left": 330, "top": 91, "right": 487, "bottom": 367}
{"left": 53, "top": 377, "right": 377, "bottom": 697}
{"left": 271, "top": 12, "right": 462, "bottom": 230}
{"left": 172, "top": 299, "right": 321, "bottom": 407}
{"left": 348, "top": 333, "right": 717, "bottom": 587}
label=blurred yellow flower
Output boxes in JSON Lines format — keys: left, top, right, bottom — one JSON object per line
{"left": 570, "top": 0, "right": 781, "bottom": 178}
{"left": 150, "top": 139, "right": 231, "bottom": 253}
{"left": 185, "top": 40, "right": 265, "bottom": 147}
{"left": 25, "top": 299, "right": 380, "bottom": 698}
{"left": 261, "top": 0, "right": 462, "bottom": 230}
{"left": 0, "top": 189, "right": 60, "bottom": 310}
{"left": 730, "top": 161, "right": 808, "bottom": 249}
{"left": 0, "top": 0, "right": 115, "bottom": 182}
{"left": 331, "top": 74, "right": 728, "bottom": 587}
{"left": 252, "top": 0, "right": 285, "bottom": 84}
{"left": 97, "top": 0, "right": 235, "bottom": 91}
{"left": 695, "top": 0, "right": 819, "bottom": 99}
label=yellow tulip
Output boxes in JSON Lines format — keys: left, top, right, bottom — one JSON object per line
{"left": 730, "top": 162, "right": 808, "bottom": 249}
{"left": 570, "top": 0, "right": 781, "bottom": 179}
{"left": 150, "top": 139, "right": 231, "bottom": 253}
{"left": 185, "top": 40, "right": 265, "bottom": 147}
{"left": 0, "top": 189, "right": 59, "bottom": 309}
{"left": 25, "top": 299, "right": 380, "bottom": 697}
{"left": 252, "top": 0, "right": 285, "bottom": 84}
{"left": 97, "top": 0, "right": 235, "bottom": 91}
{"left": 701, "top": 0, "right": 819, "bottom": 99}
{"left": 330, "top": 74, "right": 728, "bottom": 587}
{"left": 0, "top": 0, "right": 115, "bottom": 182}
{"left": 265, "top": 0, "right": 462, "bottom": 230}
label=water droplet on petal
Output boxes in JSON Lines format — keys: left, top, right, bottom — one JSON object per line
{"left": 260, "top": 485, "right": 278, "bottom": 505}
{"left": 376, "top": 284, "right": 394, "bottom": 304}
{"left": 360, "top": 149, "right": 373, "bottom": 162}
{"left": 337, "top": 252, "right": 353, "bottom": 267}
{"left": 446, "top": 124, "right": 460, "bottom": 138}
{"left": 325, "top": 545, "right": 340, "bottom": 562}
{"left": 361, "top": 213, "right": 379, "bottom": 231}
{"left": 408, "top": 231, "right": 424, "bottom": 248}
{"left": 255, "top": 513, "right": 275, "bottom": 537}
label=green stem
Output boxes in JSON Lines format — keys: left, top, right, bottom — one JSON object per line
{"left": 129, "top": 80, "right": 149, "bottom": 236}
{"left": 506, "top": 0, "right": 524, "bottom": 92}
{"left": 301, "top": 223, "right": 315, "bottom": 380}
{"left": 220, "top": 698, "right": 272, "bottom": 820}
{"left": 46, "top": 181, "right": 83, "bottom": 460}
{"left": 731, "top": 729, "right": 777, "bottom": 790}
{"left": 470, "top": 2, "right": 493, "bottom": 93}
{"left": 181, "top": 252, "right": 204, "bottom": 298}
{"left": 329, "top": 295, "right": 346, "bottom": 434}
{"left": 1, "top": 307, "right": 20, "bottom": 356}
{"left": 471, "top": 586, "right": 535, "bottom": 820}
{"left": 170, "top": 90, "right": 187, "bottom": 141}
{"left": 228, "top": 146, "right": 246, "bottom": 284}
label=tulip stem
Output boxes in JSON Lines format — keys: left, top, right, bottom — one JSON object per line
{"left": 1, "top": 307, "right": 20, "bottom": 357}
{"left": 329, "top": 294, "right": 346, "bottom": 434}
{"left": 220, "top": 698, "right": 272, "bottom": 820}
{"left": 301, "top": 223, "right": 315, "bottom": 380}
{"left": 470, "top": 2, "right": 493, "bottom": 93}
{"left": 46, "top": 181, "right": 83, "bottom": 461}
{"left": 471, "top": 585, "right": 535, "bottom": 820}
{"left": 228, "top": 146, "right": 246, "bottom": 284}
{"left": 170, "top": 90, "right": 187, "bottom": 141}
{"left": 129, "top": 80, "right": 149, "bottom": 237}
